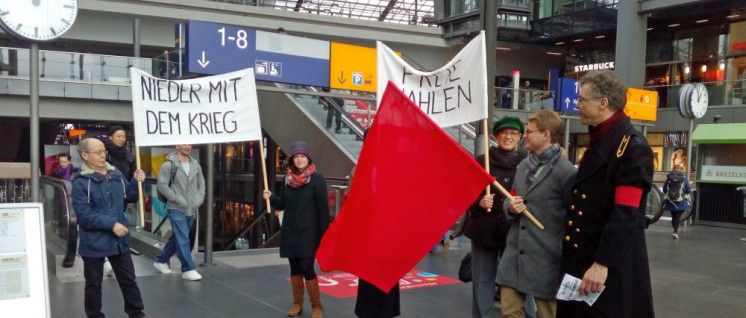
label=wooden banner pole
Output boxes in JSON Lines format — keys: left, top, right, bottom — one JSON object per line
{"left": 491, "top": 180, "right": 544, "bottom": 230}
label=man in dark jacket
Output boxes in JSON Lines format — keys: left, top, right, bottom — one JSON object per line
{"left": 558, "top": 70, "right": 655, "bottom": 318}
{"left": 71, "top": 138, "right": 147, "bottom": 318}
{"left": 464, "top": 116, "right": 526, "bottom": 318}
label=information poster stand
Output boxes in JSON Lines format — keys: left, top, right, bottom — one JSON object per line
{"left": 0, "top": 203, "right": 50, "bottom": 318}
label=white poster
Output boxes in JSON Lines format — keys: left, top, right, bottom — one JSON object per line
{"left": 377, "top": 31, "right": 488, "bottom": 128}
{"left": 701, "top": 165, "right": 746, "bottom": 183}
{"left": 130, "top": 68, "right": 263, "bottom": 147}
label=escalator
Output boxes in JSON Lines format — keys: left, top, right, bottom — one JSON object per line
{"left": 38, "top": 176, "right": 80, "bottom": 277}
{"left": 256, "top": 83, "right": 366, "bottom": 178}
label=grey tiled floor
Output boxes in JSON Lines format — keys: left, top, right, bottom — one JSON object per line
{"left": 49, "top": 219, "right": 746, "bottom": 318}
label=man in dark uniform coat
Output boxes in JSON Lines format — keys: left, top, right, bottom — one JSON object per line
{"left": 557, "top": 70, "right": 655, "bottom": 318}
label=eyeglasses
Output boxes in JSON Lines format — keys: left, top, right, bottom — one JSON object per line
{"left": 85, "top": 150, "right": 108, "bottom": 156}
{"left": 578, "top": 96, "right": 604, "bottom": 103}
{"left": 498, "top": 131, "right": 522, "bottom": 137}
{"left": 524, "top": 129, "right": 546, "bottom": 135}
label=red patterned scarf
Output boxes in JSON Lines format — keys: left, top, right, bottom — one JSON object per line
{"left": 286, "top": 164, "right": 317, "bottom": 188}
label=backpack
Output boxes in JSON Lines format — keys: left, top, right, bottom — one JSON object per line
{"left": 666, "top": 174, "right": 686, "bottom": 203}
{"left": 156, "top": 161, "right": 177, "bottom": 204}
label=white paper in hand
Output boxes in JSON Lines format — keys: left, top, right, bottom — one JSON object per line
{"left": 556, "top": 273, "right": 605, "bottom": 306}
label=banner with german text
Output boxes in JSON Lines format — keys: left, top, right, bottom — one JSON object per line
{"left": 130, "top": 68, "right": 262, "bottom": 146}
{"left": 376, "top": 31, "right": 488, "bottom": 128}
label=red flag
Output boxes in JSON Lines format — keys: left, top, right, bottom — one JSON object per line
{"left": 316, "top": 81, "right": 494, "bottom": 292}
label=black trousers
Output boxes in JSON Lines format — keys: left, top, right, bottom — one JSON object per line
{"left": 82, "top": 251, "right": 145, "bottom": 318}
{"left": 355, "top": 279, "right": 400, "bottom": 318}
{"left": 289, "top": 257, "right": 317, "bottom": 280}
{"left": 670, "top": 210, "right": 683, "bottom": 233}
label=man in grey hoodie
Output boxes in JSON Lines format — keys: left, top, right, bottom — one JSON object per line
{"left": 153, "top": 144, "right": 206, "bottom": 281}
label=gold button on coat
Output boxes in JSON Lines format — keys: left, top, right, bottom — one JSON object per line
{"left": 573, "top": 244, "right": 578, "bottom": 249}
{"left": 575, "top": 228, "right": 580, "bottom": 233}
{"left": 574, "top": 189, "right": 578, "bottom": 194}
{"left": 568, "top": 220, "right": 573, "bottom": 226}
{"left": 578, "top": 211, "right": 583, "bottom": 216}
{"left": 565, "top": 236, "right": 571, "bottom": 241}
{"left": 570, "top": 205, "right": 575, "bottom": 210}
{"left": 582, "top": 194, "right": 587, "bottom": 199}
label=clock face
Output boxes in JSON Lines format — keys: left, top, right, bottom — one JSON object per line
{"left": 689, "top": 83, "right": 709, "bottom": 119}
{"left": 0, "top": 0, "right": 78, "bottom": 41}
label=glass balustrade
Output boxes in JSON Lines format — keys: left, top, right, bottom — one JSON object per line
{"left": 0, "top": 46, "right": 153, "bottom": 82}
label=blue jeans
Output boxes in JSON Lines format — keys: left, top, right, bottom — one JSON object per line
{"left": 155, "top": 209, "right": 195, "bottom": 272}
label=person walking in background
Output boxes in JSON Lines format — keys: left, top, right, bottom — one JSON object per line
{"left": 263, "top": 141, "right": 330, "bottom": 318}
{"left": 105, "top": 125, "right": 136, "bottom": 181}
{"left": 558, "top": 70, "right": 655, "bottom": 318}
{"left": 497, "top": 110, "right": 576, "bottom": 318}
{"left": 663, "top": 165, "right": 692, "bottom": 239}
{"left": 465, "top": 116, "right": 526, "bottom": 318}
{"left": 71, "top": 138, "right": 147, "bottom": 318}
{"left": 52, "top": 152, "right": 78, "bottom": 180}
{"left": 152, "top": 144, "right": 206, "bottom": 281}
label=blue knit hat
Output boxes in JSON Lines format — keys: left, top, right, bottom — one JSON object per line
{"left": 289, "top": 141, "right": 311, "bottom": 160}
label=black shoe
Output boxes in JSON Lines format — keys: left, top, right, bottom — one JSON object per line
{"left": 335, "top": 128, "right": 342, "bottom": 134}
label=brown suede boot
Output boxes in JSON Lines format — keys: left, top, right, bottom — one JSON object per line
{"left": 288, "top": 275, "right": 304, "bottom": 317}
{"left": 305, "top": 278, "right": 323, "bottom": 318}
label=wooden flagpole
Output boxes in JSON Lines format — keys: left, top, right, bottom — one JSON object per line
{"left": 482, "top": 118, "right": 492, "bottom": 212}
{"left": 258, "top": 138, "right": 272, "bottom": 213}
{"left": 134, "top": 146, "right": 145, "bottom": 228}
{"left": 491, "top": 180, "right": 544, "bottom": 230}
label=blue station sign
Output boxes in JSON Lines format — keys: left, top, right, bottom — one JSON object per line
{"left": 558, "top": 78, "right": 580, "bottom": 113}
{"left": 184, "top": 20, "right": 330, "bottom": 87}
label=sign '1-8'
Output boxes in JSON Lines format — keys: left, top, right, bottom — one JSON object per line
{"left": 218, "top": 27, "right": 249, "bottom": 49}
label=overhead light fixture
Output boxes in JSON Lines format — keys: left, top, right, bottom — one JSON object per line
{"left": 595, "top": 35, "right": 606, "bottom": 39}
{"left": 684, "top": 66, "right": 690, "bottom": 74}
{"left": 546, "top": 52, "right": 562, "bottom": 56}
{"left": 668, "top": 23, "right": 680, "bottom": 27}
{"left": 573, "top": 38, "right": 584, "bottom": 42}
{"left": 647, "top": 27, "right": 654, "bottom": 31}
{"left": 701, "top": 65, "right": 707, "bottom": 72}
{"left": 496, "top": 46, "right": 511, "bottom": 51}
{"left": 720, "top": 61, "right": 726, "bottom": 70}
{"left": 555, "top": 42, "right": 565, "bottom": 45}
{"left": 726, "top": 14, "right": 740, "bottom": 19}
{"left": 696, "top": 19, "right": 709, "bottom": 23}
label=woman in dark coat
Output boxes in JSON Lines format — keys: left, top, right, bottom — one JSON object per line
{"left": 263, "top": 141, "right": 330, "bottom": 318}
{"left": 662, "top": 165, "right": 692, "bottom": 239}
{"left": 464, "top": 116, "right": 526, "bottom": 318}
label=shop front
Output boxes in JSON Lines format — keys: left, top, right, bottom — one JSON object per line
{"left": 692, "top": 123, "right": 746, "bottom": 229}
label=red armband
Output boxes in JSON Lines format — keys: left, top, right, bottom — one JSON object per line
{"left": 615, "top": 186, "right": 643, "bottom": 207}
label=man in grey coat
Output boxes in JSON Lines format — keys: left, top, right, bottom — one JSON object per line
{"left": 153, "top": 144, "right": 206, "bottom": 281}
{"left": 497, "top": 110, "right": 576, "bottom": 318}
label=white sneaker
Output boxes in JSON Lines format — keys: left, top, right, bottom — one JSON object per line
{"left": 104, "top": 261, "right": 114, "bottom": 277}
{"left": 182, "top": 270, "right": 202, "bottom": 281}
{"left": 153, "top": 262, "right": 172, "bottom": 274}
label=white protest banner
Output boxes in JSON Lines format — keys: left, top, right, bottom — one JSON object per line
{"left": 377, "top": 31, "right": 488, "bottom": 128}
{"left": 130, "top": 68, "right": 262, "bottom": 146}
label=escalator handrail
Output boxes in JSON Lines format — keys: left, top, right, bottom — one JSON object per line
{"left": 40, "top": 176, "right": 78, "bottom": 268}
{"left": 306, "top": 86, "right": 367, "bottom": 139}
